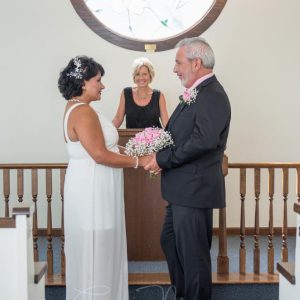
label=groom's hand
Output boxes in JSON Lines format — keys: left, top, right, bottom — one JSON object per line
{"left": 139, "top": 155, "right": 152, "bottom": 167}
{"left": 144, "top": 153, "right": 161, "bottom": 174}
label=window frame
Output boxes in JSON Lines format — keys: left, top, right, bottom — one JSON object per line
{"left": 70, "top": 0, "right": 227, "bottom": 52}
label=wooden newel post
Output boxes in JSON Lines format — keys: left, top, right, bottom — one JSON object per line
{"left": 217, "top": 154, "right": 229, "bottom": 274}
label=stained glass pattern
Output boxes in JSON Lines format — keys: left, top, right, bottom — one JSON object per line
{"left": 85, "top": 0, "right": 215, "bottom": 40}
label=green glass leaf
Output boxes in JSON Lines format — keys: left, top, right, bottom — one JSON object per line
{"left": 161, "top": 19, "right": 168, "bottom": 27}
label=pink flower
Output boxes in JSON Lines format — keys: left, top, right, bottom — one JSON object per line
{"left": 182, "top": 90, "right": 191, "bottom": 101}
{"left": 125, "top": 127, "right": 174, "bottom": 157}
{"left": 179, "top": 88, "right": 198, "bottom": 105}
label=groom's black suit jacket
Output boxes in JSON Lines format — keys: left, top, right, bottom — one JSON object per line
{"left": 157, "top": 75, "right": 231, "bottom": 208}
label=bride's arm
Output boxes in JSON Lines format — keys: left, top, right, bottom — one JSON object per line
{"left": 118, "top": 145, "right": 126, "bottom": 154}
{"left": 70, "top": 105, "right": 149, "bottom": 168}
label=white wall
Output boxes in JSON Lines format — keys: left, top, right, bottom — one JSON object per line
{"left": 0, "top": 0, "right": 300, "bottom": 228}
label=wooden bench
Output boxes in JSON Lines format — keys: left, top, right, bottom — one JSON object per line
{"left": 0, "top": 207, "right": 47, "bottom": 300}
{"left": 277, "top": 202, "right": 300, "bottom": 299}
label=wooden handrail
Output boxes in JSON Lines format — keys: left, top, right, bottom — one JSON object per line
{"left": 12, "top": 207, "right": 31, "bottom": 218}
{"left": 229, "top": 162, "right": 300, "bottom": 168}
{"left": 2, "top": 162, "right": 300, "bottom": 169}
{"left": 0, "top": 164, "right": 67, "bottom": 169}
{"left": 277, "top": 262, "right": 295, "bottom": 284}
{"left": 2, "top": 162, "right": 300, "bottom": 170}
{"left": 0, "top": 218, "right": 16, "bottom": 228}
{"left": 34, "top": 262, "right": 48, "bottom": 284}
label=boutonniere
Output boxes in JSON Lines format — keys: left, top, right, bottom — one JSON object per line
{"left": 179, "top": 88, "right": 198, "bottom": 105}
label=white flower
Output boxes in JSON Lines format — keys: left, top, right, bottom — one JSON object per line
{"left": 66, "top": 57, "right": 83, "bottom": 79}
{"left": 179, "top": 88, "right": 198, "bottom": 105}
{"left": 125, "top": 127, "right": 174, "bottom": 157}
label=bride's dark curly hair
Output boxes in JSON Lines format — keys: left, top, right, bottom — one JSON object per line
{"left": 58, "top": 56, "right": 105, "bottom": 100}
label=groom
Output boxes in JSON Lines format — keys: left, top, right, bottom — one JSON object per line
{"left": 145, "top": 37, "right": 231, "bottom": 300}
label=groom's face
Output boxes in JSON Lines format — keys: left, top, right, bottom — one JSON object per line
{"left": 173, "top": 46, "right": 197, "bottom": 89}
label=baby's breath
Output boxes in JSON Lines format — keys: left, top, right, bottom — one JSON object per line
{"left": 125, "top": 127, "right": 174, "bottom": 157}
{"left": 179, "top": 88, "right": 198, "bottom": 105}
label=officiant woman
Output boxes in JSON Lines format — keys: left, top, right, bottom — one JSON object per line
{"left": 112, "top": 57, "right": 169, "bottom": 129}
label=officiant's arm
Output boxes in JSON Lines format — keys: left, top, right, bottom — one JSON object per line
{"left": 112, "top": 91, "right": 125, "bottom": 128}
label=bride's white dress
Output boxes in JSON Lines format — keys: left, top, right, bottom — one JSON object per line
{"left": 63, "top": 103, "right": 128, "bottom": 300}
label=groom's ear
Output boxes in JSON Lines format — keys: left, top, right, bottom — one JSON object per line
{"left": 192, "top": 58, "right": 202, "bottom": 71}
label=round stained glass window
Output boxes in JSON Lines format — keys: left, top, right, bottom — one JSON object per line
{"left": 70, "top": 0, "right": 227, "bottom": 52}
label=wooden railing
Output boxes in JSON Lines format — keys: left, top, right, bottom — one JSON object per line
{"left": 228, "top": 162, "right": 300, "bottom": 281}
{"left": 0, "top": 163, "right": 66, "bottom": 282}
{"left": 1, "top": 161, "right": 300, "bottom": 285}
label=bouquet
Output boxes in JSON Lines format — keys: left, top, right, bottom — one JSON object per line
{"left": 125, "top": 127, "right": 174, "bottom": 176}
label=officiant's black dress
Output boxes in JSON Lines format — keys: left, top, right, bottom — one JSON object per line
{"left": 124, "top": 87, "right": 162, "bottom": 128}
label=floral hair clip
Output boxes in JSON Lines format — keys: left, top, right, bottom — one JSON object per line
{"left": 179, "top": 88, "right": 198, "bottom": 105}
{"left": 67, "top": 57, "right": 83, "bottom": 79}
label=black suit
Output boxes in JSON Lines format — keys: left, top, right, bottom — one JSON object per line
{"left": 157, "top": 75, "right": 231, "bottom": 300}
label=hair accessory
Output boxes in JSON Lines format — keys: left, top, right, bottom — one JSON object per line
{"left": 67, "top": 57, "right": 83, "bottom": 79}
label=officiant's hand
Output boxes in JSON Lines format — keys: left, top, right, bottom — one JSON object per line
{"left": 144, "top": 153, "right": 161, "bottom": 174}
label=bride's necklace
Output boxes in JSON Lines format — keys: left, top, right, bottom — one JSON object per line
{"left": 69, "top": 98, "right": 86, "bottom": 104}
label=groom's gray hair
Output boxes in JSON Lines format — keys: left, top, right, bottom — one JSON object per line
{"left": 176, "top": 37, "right": 215, "bottom": 69}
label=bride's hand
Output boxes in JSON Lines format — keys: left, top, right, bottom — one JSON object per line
{"left": 138, "top": 155, "right": 152, "bottom": 168}
{"left": 118, "top": 145, "right": 126, "bottom": 154}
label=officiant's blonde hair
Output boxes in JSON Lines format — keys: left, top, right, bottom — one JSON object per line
{"left": 132, "top": 57, "right": 155, "bottom": 83}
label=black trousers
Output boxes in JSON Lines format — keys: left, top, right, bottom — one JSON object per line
{"left": 160, "top": 204, "right": 213, "bottom": 300}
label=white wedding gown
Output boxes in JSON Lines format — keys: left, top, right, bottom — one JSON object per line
{"left": 63, "top": 103, "right": 128, "bottom": 300}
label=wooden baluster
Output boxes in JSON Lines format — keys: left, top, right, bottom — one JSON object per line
{"left": 267, "top": 168, "right": 274, "bottom": 274}
{"left": 60, "top": 168, "right": 66, "bottom": 276}
{"left": 217, "top": 208, "right": 229, "bottom": 274}
{"left": 17, "top": 169, "right": 24, "bottom": 203}
{"left": 217, "top": 155, "right": 229, "bottom": 274}
{"left": 3, "top": 169, "right": 10, "bottom": 217}
{"left": 46, "top": 169, "right": 53, "bottom": 275}
{"left": 254, "top": 168, "right": 260, "bottom": 274}
{"left": 297, "top": 168, "right": 300, "bottom": 204}
{"left": 32, "top": 169, "right": 39, "bottom": 261}
{"left": 239, "top": 168, "right": 246, "bottom": 274}
{"left": 281, "top": 168, "right": 289, "bottom": 262}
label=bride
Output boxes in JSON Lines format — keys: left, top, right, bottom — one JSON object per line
{"left": 58, "top": 56, "right": 150, "bottom": 299}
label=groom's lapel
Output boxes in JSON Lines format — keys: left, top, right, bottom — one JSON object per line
{"left": 166, "top": 103, "right": 186, "bottom": 131}
{"left": 167, "top": 76, "right": 216, "bottom": 130}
